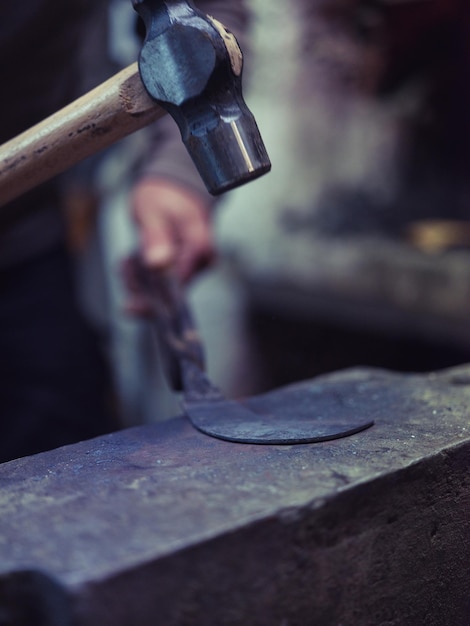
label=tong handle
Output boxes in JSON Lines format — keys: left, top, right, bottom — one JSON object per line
{"left": 133, "top": 260, "right": 205, "bottom": 391}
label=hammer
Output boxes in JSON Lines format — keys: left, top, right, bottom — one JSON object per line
{"left": 0, "top": 0, "right": 270, "bottom": 208}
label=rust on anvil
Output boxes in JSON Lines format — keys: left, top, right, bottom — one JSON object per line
{"left": 0, "top": 366, "right": 469, "bottom": 625}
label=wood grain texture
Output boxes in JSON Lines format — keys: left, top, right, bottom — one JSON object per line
{"left": 0, "top": 62, "right": 166, "bottom": 208}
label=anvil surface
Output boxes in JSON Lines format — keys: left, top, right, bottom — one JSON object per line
{"left": 0, "top": 366, "right": 469, "bottom": 625}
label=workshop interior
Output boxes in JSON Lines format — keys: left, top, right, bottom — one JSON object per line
{"left": 185, "top": 0, "right": 470, "bottom": 408}
{"left": 76, "top": 0, "right": 470, "bottom": 424}
{"left": 0, "top": 0, "right": 469, "bottom": 624}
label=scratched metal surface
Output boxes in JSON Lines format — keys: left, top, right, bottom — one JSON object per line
{"left": 0, "top": 366, "right": 468, "bottom": 594}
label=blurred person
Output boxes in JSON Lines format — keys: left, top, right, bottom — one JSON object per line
{"left": 0, "top": 0, "right": 249, "bottom": 463}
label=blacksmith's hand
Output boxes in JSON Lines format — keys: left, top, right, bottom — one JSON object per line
{"left": 130, "top": 177, "right": 216, "bottom": 284}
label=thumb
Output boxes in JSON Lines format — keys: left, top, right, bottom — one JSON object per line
{"left": 138, "top": 214, "right": 176, "bottom": 270}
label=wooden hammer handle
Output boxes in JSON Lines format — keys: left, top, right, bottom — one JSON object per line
{"left": 0, "top": 62, "right": 166, "bottom": 208}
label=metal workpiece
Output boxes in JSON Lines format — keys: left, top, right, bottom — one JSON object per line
{"left": 0, "top": 366, "right": 469, "bottom": 625}
{"left": 133, "top": 0, "right": 271, "bottom": 194}
{"left": 133, "top": 262, "right": 374, "bottom": 443}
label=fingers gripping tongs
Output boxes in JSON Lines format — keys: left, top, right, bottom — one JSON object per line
{"left": 136, "top": 264, "right": 374, "bottom": 444}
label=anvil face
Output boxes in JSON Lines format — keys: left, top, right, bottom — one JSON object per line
{"left": 0, "top": 366, "right": 469, "bottom": 624}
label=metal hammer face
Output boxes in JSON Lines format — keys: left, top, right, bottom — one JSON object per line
{"left": 132, "top": 0, "right": 271, "bottom": 195}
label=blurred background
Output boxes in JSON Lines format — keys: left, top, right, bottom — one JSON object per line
{"left": 71, "top": 0, "right": 470, "bottom": 426}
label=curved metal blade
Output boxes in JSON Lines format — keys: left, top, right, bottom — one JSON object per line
{"left": 185, "top": 397, "right": 374, "bottom": 444}
{"left": 182, "top": 359, "right": 374, "bottom": 445}
{"left": 135, "top": 261, "right": 374, "bottom": 445}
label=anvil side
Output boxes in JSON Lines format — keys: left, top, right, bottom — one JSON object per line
{"left": 0, "top": 366, "right": 469, "bottom": 625}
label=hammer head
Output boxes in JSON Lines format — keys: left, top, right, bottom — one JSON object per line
{"left": 132, "top": 0, "right": 271, "bottom": 195}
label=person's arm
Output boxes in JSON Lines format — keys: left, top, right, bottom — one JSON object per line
{"left": 130, "top": 0, "right": 251, "bottom": 283}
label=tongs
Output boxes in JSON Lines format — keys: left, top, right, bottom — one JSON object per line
{"left": 135, "top": 261, "right": 374, "bottom": 444}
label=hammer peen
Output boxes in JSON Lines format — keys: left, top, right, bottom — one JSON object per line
{"left": 0, "top": 0, "right": 271, "bottom": 208}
